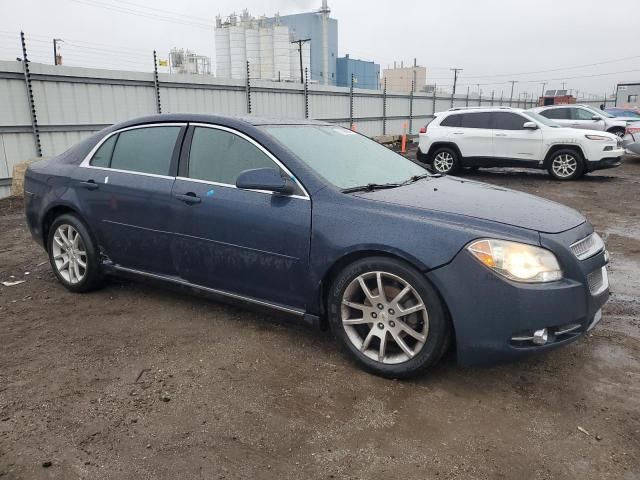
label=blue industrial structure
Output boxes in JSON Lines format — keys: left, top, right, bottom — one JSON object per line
{"left": 264, "top": 13, "right": 338, "bottom": 85}
{"left": 336, "top": 54, "right": 380, "bottom": 90}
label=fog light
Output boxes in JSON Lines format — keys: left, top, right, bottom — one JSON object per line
{"left": 532, "top": 328, "right": 548, "bottom": 345}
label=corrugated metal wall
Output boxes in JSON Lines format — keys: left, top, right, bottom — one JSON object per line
{"left": 0, "top": 60, "right": 541, "bottom": 197}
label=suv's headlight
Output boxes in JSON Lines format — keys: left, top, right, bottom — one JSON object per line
{"left": 467, "top": 239, "right": 562, "bottom": 283}
{"left": 585, "top": 134, "right": 610, "bottom": 140}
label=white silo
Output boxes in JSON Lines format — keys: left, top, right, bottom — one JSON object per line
{"left": 259, "top": 26, "right": 274, "bottom": 80}
{"left": 273, "top": 25, "right": 290, "bottom": 81}
{"left": 229, "top": 25, "right": 246, "bottom": 79}
{"left": 215, "top": 27, "right": 231, "bottom": 78}
{"left": 245, "top": 24, "right": 261, "bottom": 79}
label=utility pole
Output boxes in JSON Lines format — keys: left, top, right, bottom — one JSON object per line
{"left": 561, "top": 81, "right": 567, "bottom": 90}
{"left": 508, "top": 80, "right": 518, "bottom": 106}
{"left": 450, "top": 67, "right": 463, "bottom": 107}
{"left": 540, "top": 82, "right": 547, "bottom": 98}
{"left": 53, "top": 38, "right": 63, "bottom": 65}
{"left": 291, "top": 38, "right": 310, "bottom": 84}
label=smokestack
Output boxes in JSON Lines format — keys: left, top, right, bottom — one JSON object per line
{"left": 320, "top": 0, "right": 330, "bottom": 85}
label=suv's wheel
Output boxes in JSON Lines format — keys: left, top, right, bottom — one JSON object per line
{"left": 47, "top": 213, "right": 104, "bottom": 293}
{"left": 327, "top": 257, "right": 451, "bottom": 378}
{"left": 430, "top": 147, "right": 459, "bottom": 174}
{"left": 547, "top": 149, "right": 585, "bottom": 181}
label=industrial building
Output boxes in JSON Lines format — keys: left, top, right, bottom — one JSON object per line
{"left": 382, "top": 62, "right": 427, "bottom": 93}
{"left": 215, "top": 1, "right": 335, "bottom": 84}
{"left": 336, "top": 54, "right": 380, "bottom": 90}
{"left": 615, "top": 81, "right": 640, "bottom": 107}
{"left": 169, "top": 48, "right": 211, "bottom": 75}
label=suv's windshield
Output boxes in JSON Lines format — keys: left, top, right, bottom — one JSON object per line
{"left": 523, "top": 111, "right": 560, "bottom": 127}
{"left": 263, "top": 125, "right": 427, "bottom": 190}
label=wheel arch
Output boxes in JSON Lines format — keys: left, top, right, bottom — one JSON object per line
{"left": 426, "top": 142, "right": 463, "bottom": 161}
{"left": 543, "top": 144, "right": 585, "bottom": 166}
{"left": 606, "top": 126, "right": 625, "bottom": 136}
{"left": 41, "top": 204, "right": 81, "bottom": 252}
{"left": 316, "top": 249, "right": 457, "bottom": 354}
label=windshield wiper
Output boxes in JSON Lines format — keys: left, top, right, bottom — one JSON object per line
{"left": 342, "top": 182, "right": 402, "bottom": 193}
{"left": 400, "top": 173, "right": 432, "bottom": 185}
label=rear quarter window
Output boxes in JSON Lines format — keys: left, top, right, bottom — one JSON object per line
{"left": 440, "top": 114, "right": 461, "bottom": 127}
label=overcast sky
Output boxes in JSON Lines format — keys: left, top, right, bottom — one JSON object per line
{"left": 1, "top": 0, "right": 638, "bottom": 99}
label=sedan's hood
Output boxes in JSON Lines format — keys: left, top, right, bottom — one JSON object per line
{"left": 354, "top": 177, "right": 585, "bottom": 234}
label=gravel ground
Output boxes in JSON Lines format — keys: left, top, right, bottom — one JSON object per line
{"left": 1, "top": 149, "right": 639, "bottom": 479}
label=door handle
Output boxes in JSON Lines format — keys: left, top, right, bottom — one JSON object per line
{"left": 453, "top": 132, "right": 465, "bottom": 135}
{"left": 79, "top": 180, "right": 99, "bottom": 190}
{"left": 495, "top": 133, "right": 508, "bottom": 137}
{"left": 174, "top": 192, "right": 201, "bottom": 204}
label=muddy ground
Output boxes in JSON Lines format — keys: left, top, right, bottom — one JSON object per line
{"left": 1, "top": 148, "right": 639, "bottom": 479}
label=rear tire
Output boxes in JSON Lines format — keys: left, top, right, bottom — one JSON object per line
{"left": 430, "top": 147, "right": 460, "bottom": 175}
{"left": 327, "top": 257, "right": 451, "bottom": 379}
{"left": 546, "top": 149, "right": 585, "bottom": 181}
{"left": 47, "top": 213, "right": 104, "bottom": 293}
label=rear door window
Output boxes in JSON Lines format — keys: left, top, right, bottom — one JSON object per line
{"left": 572, "top": 108, "right": 597, "bottom": 120}
{"left": 460, "top": 112, "right": 492, "bottom": 128}
{"left": 109, "top": 126, "right": 181, "bottom": 176}
{"left": 492, "top": 112, "right": 528, "bottom": 130}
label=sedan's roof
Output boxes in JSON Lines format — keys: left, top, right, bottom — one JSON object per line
{"left": 112, "top": 113, "right": 331, "bottom": 129}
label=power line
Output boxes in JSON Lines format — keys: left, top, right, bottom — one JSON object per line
{"left": 68, "top": 0, "right": 214, "bottom": 29}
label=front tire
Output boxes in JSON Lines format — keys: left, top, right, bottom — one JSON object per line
{"left": 547, "top": 149, "right": 585, "bottom": 181}
{"left": 430, "top": 147, "right": 459, "bottom": 175}
{"left": 47, "top": 213, "right": 104, "bottom": 293}
{"left": 327, "top": 257, "right": 451, "bottom": 378}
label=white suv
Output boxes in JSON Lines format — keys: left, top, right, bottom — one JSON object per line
{"left": 417, "top": 107, "right": 624, "bottom": 180}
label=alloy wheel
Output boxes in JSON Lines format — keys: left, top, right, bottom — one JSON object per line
{"left": 52, "top": 224, "right": 88, "bottom": 285}
{"left": 341, "top": 271, "right": 429, "bottom": 364}
{"left": 551, "top": 153, "right": 578, "bottom": 178}
{"left": 433, "top": 152, "right": 454, "bottom": 173}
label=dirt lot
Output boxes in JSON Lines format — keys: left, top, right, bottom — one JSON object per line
{"left": 1, "top": 150, "right": 639, "bottom": 480}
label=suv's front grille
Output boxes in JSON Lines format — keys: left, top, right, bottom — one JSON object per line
{"left": 571, "top": 233, "right": 604, "bottom": 260}
{"left": 587, "top": 266, "right": 608, "bottom": 296}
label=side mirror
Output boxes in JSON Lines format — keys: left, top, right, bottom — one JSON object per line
{"left": 236, "top": 168, "right": 294, "bottom": 195}
{"left": 523, "top": 122, "right": 538, "bottom": 130}
{"left": 591, "top": 115, "right": 602, "bottom": 121}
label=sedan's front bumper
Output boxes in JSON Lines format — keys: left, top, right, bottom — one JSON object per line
{"left": 427, "top": 225, "right": 609, "bottom": 367}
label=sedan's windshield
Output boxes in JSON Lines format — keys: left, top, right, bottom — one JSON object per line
{"left": 585, "top": 106, "right": 614, "bottom": 118}
{"left": 523, "top": 111, "right": 560, "bottom": 127}
{"left": 264, "top": 125, "right": 427, "bottom": 190}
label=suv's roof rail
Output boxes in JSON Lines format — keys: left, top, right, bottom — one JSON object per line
{"left": 447, "top": 106, "right": 515, "bottom": 111}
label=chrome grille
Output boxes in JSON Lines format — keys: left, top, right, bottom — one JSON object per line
{"left": 571, "top": 232, "right": 604, "bottom": 260}
{"left": 587, "top": 267, "right": 608, "bottom": 296}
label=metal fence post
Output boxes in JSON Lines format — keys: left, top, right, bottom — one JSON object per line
{"left": 20, "top": 31, "right": 42, "bottom": 157}
{"left": 153, "top": 50, "right": 162, "bottom": 114}
{"left": 409, "top": 80, "right": 414, "bottom": 135}
{"left": 491, "top": 90, "right": 494, "bottom": 106}
{"left": 432, "top": 83, "right": 436, "bottom": 116}
{"left": 382, "top": 77, "right": 387, "bottom": 135}
{"left": 465, "top": 86, "right": 469, "bottom": 107}
{"left": 304, "top": 67, "right": 309, "bottom": 119}
{"left": 349, "top": 73, "right": 354, "bottom": 129}
{"left": 246, "top": 61, "right": 252, "bottom": 114}
{"left": 478, "top": 92, "right": 482, "bottom": 107}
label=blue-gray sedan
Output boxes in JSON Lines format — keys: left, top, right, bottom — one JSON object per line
{"left": 24, "top": 114, "right": 610, "bottom": 378}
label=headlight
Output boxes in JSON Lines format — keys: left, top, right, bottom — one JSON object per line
{"left": 467, "top": 239, "right": 562, "bottom": 283}
{"left": 585, "top": 134, "right": 610, "bottom": 140}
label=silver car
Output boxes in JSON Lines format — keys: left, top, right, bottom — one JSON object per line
{"left": 530, "top": 104, "right": 631, "bottom": 138}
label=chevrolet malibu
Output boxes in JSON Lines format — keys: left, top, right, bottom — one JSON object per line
{"left": 24, "top": 114, "right": 610, "bottom": 378}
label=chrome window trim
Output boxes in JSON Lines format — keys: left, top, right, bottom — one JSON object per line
{"left": 174, "top": 176, "right": 309, "bottom": 201}
{"left": 80, "top": 165, "right": 175, "bottom": 180}
{"left": 188, "top": 122, "right": 311, "bottom": 200}
{"left": 78, "top": 122, "right": 187, "bottom": 170}
{"left": 112, "top": 265, "right": 305, "bottom": 316}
